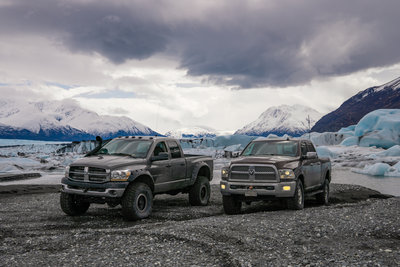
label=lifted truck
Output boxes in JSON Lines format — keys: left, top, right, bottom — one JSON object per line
{"left": 220, "top": 139, "right": 331, "bottom": 214}
{"left": 60, "top": 136, "right": 213, "bottom": 221}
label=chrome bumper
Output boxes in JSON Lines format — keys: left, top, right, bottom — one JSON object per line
{"left": 61, "top": 183, "right": 125, "bottom": 198}
{"left": 220, "top": 180, "right": 296, "bottom": 198}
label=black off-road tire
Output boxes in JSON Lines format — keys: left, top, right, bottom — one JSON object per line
{"left": 316, "top": 178, "right": 330, "bottom": 205}
{"left": 287, "top": 180, "right": 304, "bottom": 210}
{"left": 222, "top": 195, "right": 242, "bottom": 214}
{"left": 122, "top": 182, "right": 153, "bottom": 221}
{"left": 189, "top": 176, "right": 210, "bottom": 206}
{"left": 60, "top": 192, "right": 90, "bottom": 216}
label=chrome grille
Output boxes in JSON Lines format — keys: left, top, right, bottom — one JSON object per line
{"left": 69, "top": 166, "right": 110, "bottom": 183}
{"left": 69, "top": 166, "right": 85, "bottom": 181}
{"left": 230, "top": 165, "right": 277, "bottom": 182}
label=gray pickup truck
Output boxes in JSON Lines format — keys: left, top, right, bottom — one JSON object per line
{"left": 220, "top": 139, "right": 331, "bottom": 214}
{"left": 60, "top": 136, "right": 213, "bottom": 221}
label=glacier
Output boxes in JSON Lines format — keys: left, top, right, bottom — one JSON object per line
{"left": 340, "top": 109, "right": 400, "bottom": 149}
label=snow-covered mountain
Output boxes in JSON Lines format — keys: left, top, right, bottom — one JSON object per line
{"left": 312, "top": 76, "right": 400, "bottom": 132}
{"left": 0, "top": 99, "right": 159, "bottom": 141}
{"left": 235, "top": 105, "right": 322, "bottom": 137}
{"left": 165, "top": 127, "right": 217, "bottom": 139}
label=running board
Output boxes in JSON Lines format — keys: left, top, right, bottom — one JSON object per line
{"left": 305, "top": 189, "right": 323, "bottom": 196}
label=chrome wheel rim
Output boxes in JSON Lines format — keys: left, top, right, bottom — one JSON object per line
{"left": 136, "top": 193, "right": 147, "bottom": 211}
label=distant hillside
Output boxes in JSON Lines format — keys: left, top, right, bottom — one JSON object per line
{"left": 235, "top": 104, "right": 322, "bottom": 137}
{"left": 312, "top": 77, "right": 400, "bottom": 132}
{"left": 0, "top": 99, "right": 159, "bottom": 141}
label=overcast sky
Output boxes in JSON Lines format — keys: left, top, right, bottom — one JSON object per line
{"left": 1, "top": 0, "right": 400, "bottom": 134}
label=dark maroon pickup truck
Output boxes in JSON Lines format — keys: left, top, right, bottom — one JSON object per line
{"left": 220, "top": 139, "right": 331, "bottom": 214}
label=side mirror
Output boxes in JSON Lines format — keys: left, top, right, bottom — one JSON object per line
{"left": 306, "top": 152, "right": 317, "bottom": 159}
{"left": 151, "top": 152, "right": 169, "bottom": 161}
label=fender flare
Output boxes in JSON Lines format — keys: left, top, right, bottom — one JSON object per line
{"left": 127, "top": 170, "right": 155, "bottom": 191}
{"left": 190, "top": 163, "right": 211, "bottom": 184}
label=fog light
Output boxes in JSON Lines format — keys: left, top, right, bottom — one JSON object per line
{"left": 283, "top": 186, "right": 291, "bottom": 191}
{"left": 221, "top": 184, "right": 226, "bottom": 190}
{"left": 109, "top": 190, "right": 116, "bottom": 195}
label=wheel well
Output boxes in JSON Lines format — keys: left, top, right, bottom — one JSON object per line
{"left": 298, "top": 174, "right": 304, "bottom": 186}
{"left": 325, "top": 170, "right": 331, "bottom": 182}
{"left": 132, "top": 175, "right": 154, "bottom": 192}
{"left": 197, "top": 166, "right": 210, "bottom": 180}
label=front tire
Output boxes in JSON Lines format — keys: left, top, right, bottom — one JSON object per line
{"left": 316, "top": 179, "right": 330, "bottom": 205}
{"left": 222, "top": 195, "right": 242, "bottom": 214}
{"left": 189, "top": 176, "right": 210, "bottom": 206}
{"left": 287, "top": 180, "right": 304, "bottom": 210}
{"left": 122, "top": 182, "right": 153, "bottom": 221}
{"left": 60, "top": 192, "right": 90, "bottom": 216}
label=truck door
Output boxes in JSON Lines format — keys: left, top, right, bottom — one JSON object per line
{"left": 167, "top": 141, "right": 187, "bottom": 187}
{"left": 149, "top": 141, "right": 171, "bottom": 192}
{"left": 301, "top": 142, "right": 315, "bottom": 190}
{"left": 307, "top": 142, "right": 322, "bottom": 187}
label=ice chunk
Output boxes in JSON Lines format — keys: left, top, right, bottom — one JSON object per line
{"left": 385, "top": 161, "right": 400, "bottom": 177}
{"left": 316, "top": 146, "right": 338, "bottom": 158}
{"left": 352, "top": 109, "right": 400, "bottom": 148}
{"left": 352, "top": 161, "right": 400, "bottom": 177}
{"left": 340, "top": 136, "right": 359, "bottom": 146}
{"left": 214, "top": 135, "right": 256, "bottom": 149}
{"left": 352, "top": 163, "right": 391, "bottom": 176}
{"left": 0, "top": 157, "right": 42, "bottom": 173}
{"left": 369, "top": 145, "right": 400, "bottom": 158}
{"left": 338, "top": 125, "right": 356, "bottom": 134}
{"left": 306, "top": 132, "right": 351, "bottom": 146}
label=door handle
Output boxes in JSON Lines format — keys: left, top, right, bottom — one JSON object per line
{"left": 180, "top": 164, "right": 185, "bottom": 166}
{"left": 166, "top": 165, "right": 172, "bottom": 168}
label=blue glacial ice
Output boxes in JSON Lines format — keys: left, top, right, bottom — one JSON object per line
{"left": 340, "top": 109, "right": 400, "bottom": 149}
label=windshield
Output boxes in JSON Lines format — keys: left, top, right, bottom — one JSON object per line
{"left": 94, "top": 139, "right": 152, "bottom": 158}
{"left": 242, "top": 141, "right": 298, "bottom": 157}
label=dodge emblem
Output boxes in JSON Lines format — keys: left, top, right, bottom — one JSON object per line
{"left": 249, "top": 168, "right": 255, "bottom": 175}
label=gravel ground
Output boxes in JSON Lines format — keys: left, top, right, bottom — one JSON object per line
{"left": 0, "top": 184, "right": 399, "bottom": 266}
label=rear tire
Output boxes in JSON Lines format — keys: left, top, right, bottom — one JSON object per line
{"left": 60, "top": 192, "right": 90, "bottom": 216}
{"left": 122, "top": 182, "right": 153, "bottom": 221}
{"left": 287, "top": 180, "right": 304, "bottom": 210}
{"left": 316, "top": 179, "right": 330, "bottom": 205}
{"left": 223, "top": 195, "right": 242, "bottom": 214}
{"left": 189, "top": 176, "right": 210, "bottom": 206}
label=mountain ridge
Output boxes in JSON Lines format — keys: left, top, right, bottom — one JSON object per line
{"left": 0, "top": 99, "right": 159, "bottom": 141}
{"left": 235, "top": 104, "right": 322, "bottom": 137}
{"left": 311, "top": 77, "right": 400, "bottom": 132}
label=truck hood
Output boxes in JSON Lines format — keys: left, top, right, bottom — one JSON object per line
{"left": 231, "top": 156, "right": 300, "bottom": 169}
{"left": 70, "top": 155, "right": 146, "bottom": 170}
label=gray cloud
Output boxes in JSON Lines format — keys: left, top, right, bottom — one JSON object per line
{"left": 1, "top": 0, "right": 400, "bottom": 87}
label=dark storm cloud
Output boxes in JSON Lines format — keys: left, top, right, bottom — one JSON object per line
{"left": 1, "top": 0, "right": 400, "bottom": 87}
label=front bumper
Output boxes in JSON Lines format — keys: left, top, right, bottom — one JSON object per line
{"left": 61, "top": 177, "right": 128, "bottom": 198}
{"left": 220, "top": 180, "right": 296, "bottom": 198}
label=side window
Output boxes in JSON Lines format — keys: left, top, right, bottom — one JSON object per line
{"left": 301, "top": 142, "right": 308, "bottom": 156}
{"left": 153, "top": 142, "right": 168, "bottom": 157}
{"left": 168, "top": 141, "right": 182, "bottom": 158}
{"left": 307, "top": 142, "right": 316, "bottom": 152}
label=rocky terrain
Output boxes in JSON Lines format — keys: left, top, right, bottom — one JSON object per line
{"left": 0, "top": 184, "right": 399, "bottom": 266}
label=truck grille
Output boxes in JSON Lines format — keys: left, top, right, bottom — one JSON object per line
{"left": 69, "top": 166, "right": 110, "bottom": 183}
{"left": 230, "top": 165, "right": 277, "bottom": 182}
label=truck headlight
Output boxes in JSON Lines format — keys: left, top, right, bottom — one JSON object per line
{"left": 278, "top": 169, "right": 295, "bottom": 179}
{"left": 221, "top": 167, "right": 229, "bottom": 180}
{"left": 65, "top": 166, "right": 70, "bottom": 178}
{"left": 111, "top": 170, "right": 131, "bottom": 181}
